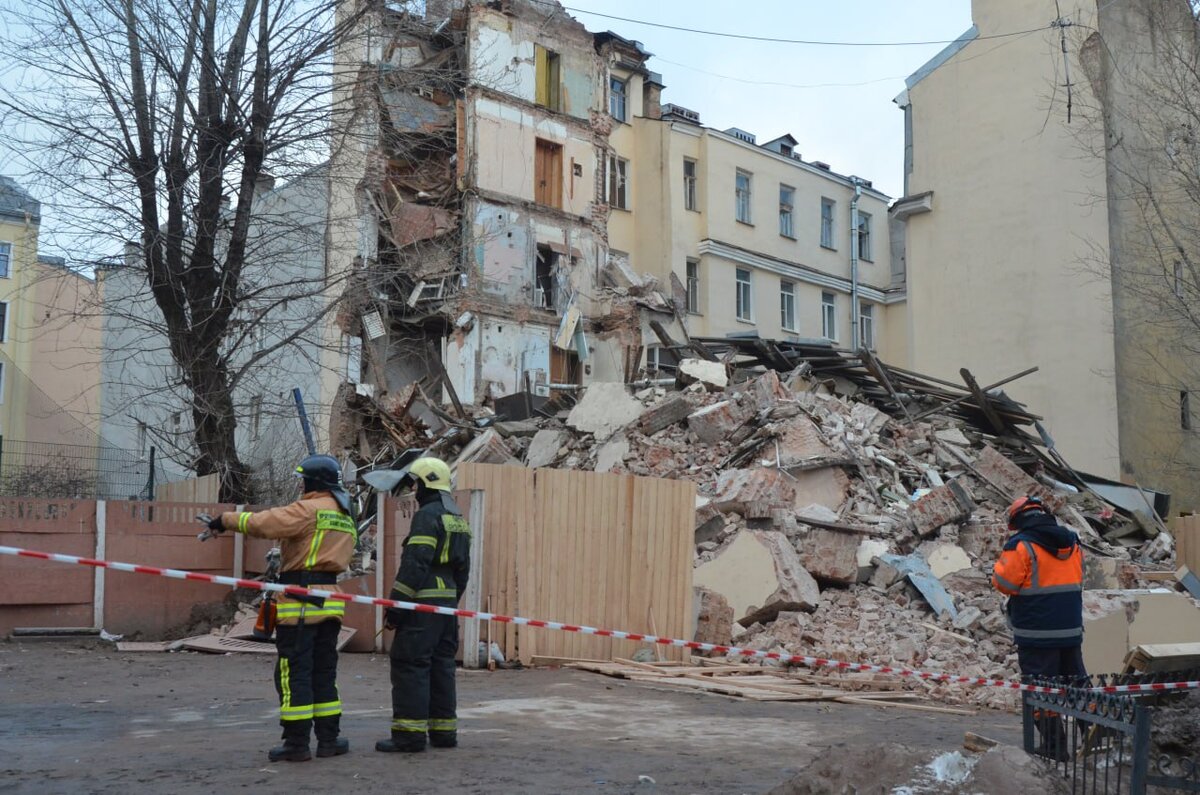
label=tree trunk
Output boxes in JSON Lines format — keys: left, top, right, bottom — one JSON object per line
{"left": 190, "top": 357, "right": 251, "bottom": 503}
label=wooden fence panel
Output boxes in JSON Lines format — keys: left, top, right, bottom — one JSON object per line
{"left": 155, "top": 474, "right": 221, "bottom": 504}
{"left": 0, "top": 499, "right": 97, "bottom": 633}
{"left": 1173, "top": 514, "right": 1200, "bottom": 574}
{"left": 457, "top": 463, "right": 694, "bottom": 665}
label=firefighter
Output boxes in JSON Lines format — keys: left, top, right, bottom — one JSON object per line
{"left": 375, "top": 456, "right": 471, "bottom": 754}
{"left": 207, "top": 454, "right": 356, "bottom": 762}
{"left": 991, "top": 495, "right": 1086, "bottom": 759}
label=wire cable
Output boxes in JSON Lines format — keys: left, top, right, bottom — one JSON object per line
{"left": 529, "top": 0, "right": 1052, "bottom": 47}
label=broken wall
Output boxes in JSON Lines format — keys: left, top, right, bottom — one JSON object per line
{"left": 445, "top": 315, "right": 553, "bottom": 401}
{"left": 466, "top": 2, "right": 599, "bottom": 121}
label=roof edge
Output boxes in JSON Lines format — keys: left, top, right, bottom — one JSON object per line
{"left": 904, "top": 24, "right": 978, "bottom": 91}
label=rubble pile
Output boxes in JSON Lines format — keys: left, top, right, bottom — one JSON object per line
{"left": 345, "top": 337, "right": 1185, "bottom": 709}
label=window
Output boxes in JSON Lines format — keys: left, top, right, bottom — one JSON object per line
{"left": 736, "top": 268, "right": 753, "bottom": 321}
{"left": 535, "top": 244, "right": 558, "bottom": 309}
{"left": 0, "top": 362, "right": 5, "bottom": 404}
{"left": 821, "top": 291, "right": 837, "bottom": 340}
{"left": 136, "top": 421, "right": 149, "bottom": 456}
{"left": 0, "top": 242, "right": 10, "bottom": 278}
{"left": 780, "top": 280, "right": 796, "bottom": 332}
{"left": 535, "top": 45, "right": 561, "bottom": 111}
{"left": 779, "top": 185, "right": 795, "bottom": 238}
{"left": 1174, "top": 261, "right": 1185, "bottom": 299}
{"left": 683, "top": 158, "right": 698, "bottom": 211}
{"left": 646, "top": 345, "right": 679, "bottom": 374}
{"left": 820, "top": 198, "right": 836, "bottom": 249}
{"left": 609, "top": 76, "right": 628, "bottom": 122}
{"left": 735, "top": 170, "right": 752, "bottom": 223}
{"left": 857, "top": 211, "right": 873, "bottom": 261}
{"left": 1183, "top": 391, "right": 1193, "bottom": 431}
{"left": 607, "top": 155, "right": 629, "bottom": 210}
{"left": 859, "top": 303, "right": 875, "bottom": 349}
{"left": 250, "top": 395, "right": 263, "bottom": 439}
{"left": 686, "top": 258, "right": 700, "bottom": 314}
{"left": 535, "top": 139, "right": 563, "bottom": 208}
{"left": 0, "top": 301, "right": 7, "bottom": 343}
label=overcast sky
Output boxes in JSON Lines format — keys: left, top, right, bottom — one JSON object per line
{"left": 565, "top": 0, "right": 977, "bottom": 198}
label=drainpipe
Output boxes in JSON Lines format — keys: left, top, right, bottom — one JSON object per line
{"left": 850, "top": 177, "right": 862, "bottom": 351}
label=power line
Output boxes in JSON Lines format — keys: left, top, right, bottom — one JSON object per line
{"left": 533, "top": 1, "right": 1052, "bottom": 47}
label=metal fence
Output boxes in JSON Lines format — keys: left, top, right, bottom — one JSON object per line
{"left": 1023, "top": 672, "right": 1200, "bottom": 794}
{"left": 0, "top": 437, "right": 162, "bottom": 501}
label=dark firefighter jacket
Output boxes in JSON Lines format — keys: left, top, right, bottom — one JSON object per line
{"left": 387, "top": 490, "right": 471, "bottom": 621}
{"left": 991, "top": 511, "right": 1084, "bottom": 648}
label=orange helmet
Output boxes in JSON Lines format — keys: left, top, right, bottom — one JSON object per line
{"left": 1007, "top": 495, "right": 1045, "bottom": 524}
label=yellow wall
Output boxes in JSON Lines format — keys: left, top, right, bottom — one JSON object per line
{"left": 900, "top": 0, "right": 1121, "bottom": 477}
{"left": 0, "top": 216, "right": 39, "bottom": 440}
{"left": 614, "top": 118, "right": 903, "bottom": 360}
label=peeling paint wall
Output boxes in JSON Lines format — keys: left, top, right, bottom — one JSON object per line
{"left": 467, "top": 4, "right": 599, "bottom": 121}
{"left": 445, "top": 316, "right": 554, "bottom": 401}
{"left": 470, "top": 96, "right": 598, "bottom": 216}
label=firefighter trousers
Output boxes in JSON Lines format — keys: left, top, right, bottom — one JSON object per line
{"left": 274, "top": 619, "right": 343, "bottom": 745}
{"left": 389, "top": 610, "right": 458, "bottom": 747}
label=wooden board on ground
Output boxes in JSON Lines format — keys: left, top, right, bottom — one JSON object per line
{"left": 181, "top": 627, "right": 356, "bottom": 654}
{"left": 116, "top": 641, "right": 176, "bottom": 652}
{"left": 564, "top": 658, "right": 969, "bottom": 711}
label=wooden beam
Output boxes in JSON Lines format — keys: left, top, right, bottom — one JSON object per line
{"left": 860, "top": 348, "right": 916, "bottom": 424}
{"left": 910, "top": 367, "right": 1039, "bottom": 421}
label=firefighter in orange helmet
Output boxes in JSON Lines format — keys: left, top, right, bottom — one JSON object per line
{"left": 992, "top": 495, "right": 1086, "bottom": 758}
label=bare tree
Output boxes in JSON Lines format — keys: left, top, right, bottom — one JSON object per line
{"left": 0, "top": 0, "right": 371, "bottom": 500}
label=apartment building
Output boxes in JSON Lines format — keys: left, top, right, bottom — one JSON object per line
{"left": 0, "top": 176, "right": 101, "bottom": 448}
{"left": 895, "top": 0, "right": 1200, "bottom": 508}
{"left": 612, "top": 107, "right": 903, "bottom": 366}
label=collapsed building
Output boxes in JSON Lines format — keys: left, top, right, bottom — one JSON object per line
{"left": 327, "top": 0, "right": 680, "bottom": 450}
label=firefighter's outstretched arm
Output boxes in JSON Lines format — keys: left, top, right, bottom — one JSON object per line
{"left": 219, "top": 502, "right": 310, "bottom": 540}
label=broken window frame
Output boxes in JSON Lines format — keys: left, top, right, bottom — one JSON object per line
{"left": 609, "top": 75, "right": 628, "bottom": 122}
{"left": 857, "top": 211, "right": 873, "bottom": 262}
{"left": 821, "top": 197, "right": 836, "bottom": 249}
{"left": 535, "top": 45, "right": 562, "bottom": 112}
{"left": 735, "top": 169, "right": 752, "bottom": 224}
{"left": 683, "top": 158, "right": 698, "bottom": 211}
{"left": 686, "top": 258, "right": 700, "bottom": 314}
{"left": 821, "top": 291, "right": 837, "bottom": 341}
{"left": 780, "top": 280, "right": 796, "bottom": 332}
{"left": 859, "top": 302, "right": 875, "bottom": 350}
{"left": 535, "top": 244, "right": 558, "bottom": 310}
{"left": 607, "top": 155, "right": 629, "bottom": 210}
{"left": 779, "top": 184, "right": 795, "bottom": 238}
{"left": 736, "top": 267, "right": 753, "bottom": 322}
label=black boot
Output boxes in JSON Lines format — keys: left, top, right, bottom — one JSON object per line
{"left": 375, "top": 732, "right": 426, "bottom": 753}
{"left": 429, "top": 730, "right": 457, "bottom": 748}
{"left": 314, "top": 715, "right": 349, "bottom": 758}
{"left": 269, "top": 721, "right": 312, "bottom": 762}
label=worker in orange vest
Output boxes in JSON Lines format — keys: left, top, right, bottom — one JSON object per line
{"left": 992, "top": 495, "right": 1086, "bottom": 758}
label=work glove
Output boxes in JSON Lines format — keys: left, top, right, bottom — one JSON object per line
{"left": 207, "top": 515, "right": 226, "bottom": 533}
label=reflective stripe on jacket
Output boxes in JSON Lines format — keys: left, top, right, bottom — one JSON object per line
{"left": 219, "top": 491, "right": 356, "bottom": 625}
{"left": 388, "top": 492, "right": 472, "bottom": 611}
{"left": 992, "top": 529, "right": 1083, "bottom": 648}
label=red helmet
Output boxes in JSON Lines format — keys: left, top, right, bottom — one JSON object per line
{"left": 1007, "top": 495, "right": 1045, "bottom": 524}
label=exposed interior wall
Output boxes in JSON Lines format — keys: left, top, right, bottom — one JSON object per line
{"left": 901, "top": 0, "right": 1121, "bottom": 478}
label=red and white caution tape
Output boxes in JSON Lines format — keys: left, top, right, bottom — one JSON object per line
{"left": 3, "top": 544, "right": 1197, "bottom": 697}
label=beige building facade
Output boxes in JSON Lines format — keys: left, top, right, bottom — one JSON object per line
{"left": 0, "top": 177, "right": 101, "bottom": 449}
{"left": 896, "top": 0, "right": 1200, "bottom": 509}
{"left": 612, "top": 111, "right": 905, "bottom": 364}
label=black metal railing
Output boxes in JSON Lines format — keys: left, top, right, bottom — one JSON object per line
{"left": 1023, "top": 672, "right": 1200, "bottom": 794}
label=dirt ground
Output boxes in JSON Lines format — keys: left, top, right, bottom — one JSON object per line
{"left": 0, "top": 640, "right": 1024, "bottom": 794}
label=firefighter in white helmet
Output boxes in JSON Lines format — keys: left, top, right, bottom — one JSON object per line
{"left": 375, "top": 457, "right": 471, "bottom": 753}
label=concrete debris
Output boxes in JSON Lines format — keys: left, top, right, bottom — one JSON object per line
{"left": 346, "top": 339, "right": 1178, "bottom": 710}
{"left": 677, "top": 358, "right": 728, "bottom": 390}
{"left": 566, "top": 382, "right": 644, "bottom": 441}
{"left": 693, "top": 530, "right": 821, "bottom": 626}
